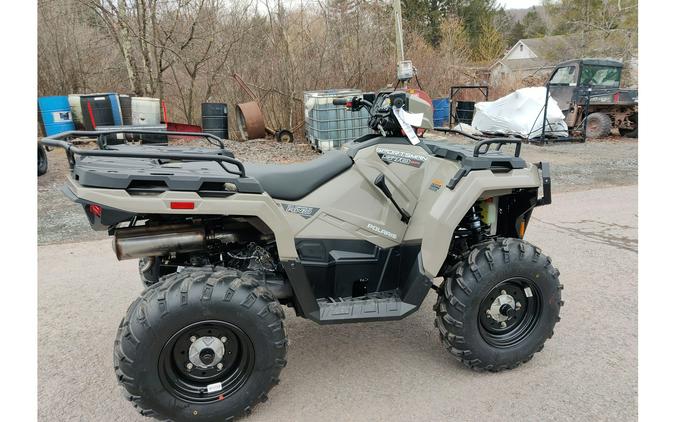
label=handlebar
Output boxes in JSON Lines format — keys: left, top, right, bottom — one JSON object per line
{"left": 332, "top": 98, "right": 350, "bottom": 106}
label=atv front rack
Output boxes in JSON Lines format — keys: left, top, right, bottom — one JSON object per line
{"left": 39, "top": 130, "right": 246, "bottom": 177}
{"left": 472, "top": 138, "right": 522, "bottom": 157}
{"left": 425, "top": 138, "right": 526, "bottom": 190}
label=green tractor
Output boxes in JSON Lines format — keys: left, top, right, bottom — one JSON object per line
{"left": 547, "top": 58, "right": 638, "bottom": 138}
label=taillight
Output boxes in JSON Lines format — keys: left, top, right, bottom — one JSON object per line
{"left": 89, "top": 204, "right": 103, "bottom": 217}
{"left": 170, "top": 201, "right": 195, "bottom": 209}
{"left": 613, "top": 92, "right": 620, "bottom": 103}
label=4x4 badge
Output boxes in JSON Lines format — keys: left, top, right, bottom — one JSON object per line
{"left": 281, "top": 204, "right": 319, "bottom": 219}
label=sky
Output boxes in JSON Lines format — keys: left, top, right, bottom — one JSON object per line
{"left": 497, "top": 0, "right": 542, "bottom": 9}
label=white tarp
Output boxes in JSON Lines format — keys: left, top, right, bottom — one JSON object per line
{"left": 452, "top": 123, "right": 482, "bottom": 136}
{"left": 471, "top": 87, "right": 568, "bottom": 138}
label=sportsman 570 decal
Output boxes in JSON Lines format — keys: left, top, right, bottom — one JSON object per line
{"left": 375, "top": 147, "right": 427, "bottom": 168}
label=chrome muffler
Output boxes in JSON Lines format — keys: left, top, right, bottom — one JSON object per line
{"left": 113, "top": 224, "right": 234, "bottom": 260}
{"left": 113, "top": 224, "right": 292, "bottom": 299}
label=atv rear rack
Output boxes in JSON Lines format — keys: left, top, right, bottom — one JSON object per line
{"left": 39, "top": 129, "right": 246, "bottom": 177}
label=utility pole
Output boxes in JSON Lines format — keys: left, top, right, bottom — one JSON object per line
{"left": 393, "top": 0, "right": 405, "bottom": 63}
{"left": 392, "top": 0, "right": 414, "bottom": 87}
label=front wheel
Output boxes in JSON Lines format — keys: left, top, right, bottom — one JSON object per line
{"left": 38, "top": 144, "right": 48, "bottom": 176}
{"left": 138, "top": 256, "right": 176, "bottom": 288}
{"left": 434, "top": 238, "right": 563, "bottom": 371}
{"left": 115, "top": 267, "right": 287, "bottom": 421}
{"left": 585, "top": 112, "right": 612, "bottom": 138}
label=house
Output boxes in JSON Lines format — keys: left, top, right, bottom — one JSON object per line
{"left": 490, "top": 31, "right": 638, "bottom": 84}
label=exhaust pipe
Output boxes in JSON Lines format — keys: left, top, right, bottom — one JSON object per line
{"left": 113, "top": 224, "right": 236, "bottom": 260}
{"left": 113, "top": 224, "right": 293, "bottom": 299}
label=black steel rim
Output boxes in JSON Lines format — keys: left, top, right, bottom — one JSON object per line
{"left": 478, "top": 277, "right": 542, "bottom": 348}
{"left": 158, "top": 320, "right": 254, "bottom": 403}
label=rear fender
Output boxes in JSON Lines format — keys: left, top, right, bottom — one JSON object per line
{"left": 62, "top": 183, "right": 135, "bottom": 230}
{"left": 61, "top": 176, "right": 300, "bottom": 259}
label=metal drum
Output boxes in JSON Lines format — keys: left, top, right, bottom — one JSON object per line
{"left": 456, "top": 101, "right": 476, "bottom": 125}
{"left": 119, "top": 94, "right": 133, "bottom": 125}
{"left": 80, "top": 94, "right": 116, "bottom": 130}
{"left": 432, "top": 98, "right": 450, "bottom": 127}
{"left": 201, "top": 103, "right": 229, "bottom": 140}
{"left": 38, "top": 96, "right": 75, "bottom": 136}
{"left": 131, "top": 97, "right": 162, "bottom": 126}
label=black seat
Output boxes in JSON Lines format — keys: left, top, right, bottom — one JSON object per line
{"left": 245, "top": 151, "right": 353, "bottom": 201}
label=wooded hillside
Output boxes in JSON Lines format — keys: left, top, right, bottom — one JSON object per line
{"left": 38, "top": 0, "right": 637, "bottom": 128}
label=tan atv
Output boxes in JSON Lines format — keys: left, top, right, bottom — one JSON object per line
{"left": 41, "top": 91, "right": 562, "bottom": 422}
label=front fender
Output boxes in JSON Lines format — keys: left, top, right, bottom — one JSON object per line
{"left": 420, "top": 165, "right": 542, "bottom": 278}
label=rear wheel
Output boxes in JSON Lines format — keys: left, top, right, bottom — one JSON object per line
{"left": 434, "top": 238, "right": 563, "bottom": 371}
{"left": 115, "top": 267, "right": 287, "bottom": 421}
{"left": 619, "top": 113, "right": 638, "bottom": 138}
{"left": 585, "top": 112, "right": 612, "bottom": 138}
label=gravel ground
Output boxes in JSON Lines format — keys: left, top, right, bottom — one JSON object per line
{"left": 37, "top": 185, "right": 638, "bottom": 421}
{"left": 38, "top": 135, "right": 637, "bottom": 245}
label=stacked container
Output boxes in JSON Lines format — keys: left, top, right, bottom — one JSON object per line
{"left": 304, "top": 89, "right": 371, "bottom": 152}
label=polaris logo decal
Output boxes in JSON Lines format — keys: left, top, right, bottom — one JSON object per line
{"left": 376, "top": 147, "right": 427, "bottom": 168}
{"left": 367, "top": 223, "right": 398, "bottom": 240}
{"left": 282, "top": 204, "right": 319, "bottom": 219}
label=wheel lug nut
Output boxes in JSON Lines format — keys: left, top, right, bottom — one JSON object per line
{"left": 186, "top": 362, "right": 194, "bottom": 370}
{"left": 217, "top": 363, "right": 223, "bottom": 370}
{"left": 501, "top": 290, "right": 507, "bottom": 295}
{"left": 220, "top": 336, "right": 227, "bottom": 343}
{"left": 190, "top": 336, "right": 197, "bottom": 343}
{"left": 500, "top": 322, "right": 507, "bottom": 328}
{"left": 515, "top": 302, "right": 522, "bottom": 310}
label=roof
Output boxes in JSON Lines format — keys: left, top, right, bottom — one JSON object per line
{"left": 495, "top": 31, "right": 637, "bottom": 71}
{"left": 519, "top": 35, "right": 576, "bottom": 59}
{"left": 491, "top": 58, "right": 554, "bottom": 72}
{"left": 556, "top": 58, "right": 624, "bottom": 68}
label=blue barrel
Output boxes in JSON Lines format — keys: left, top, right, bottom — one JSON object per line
{"left": 432, "top": 98, "right": 450, "bottom": 127}
{"left": 108, "top": 94, "right": 123, "bottom": 125}
{"left": 38, "top": 96, "right": 75, "bottom": 136}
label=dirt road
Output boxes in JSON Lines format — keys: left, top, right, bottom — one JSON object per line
{"left": 38, "top": 185, "right": 637, "bottom": 422}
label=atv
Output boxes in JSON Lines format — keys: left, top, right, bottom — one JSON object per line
{"left": 41, "top": 91, "right": 562, "bottom": 422}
